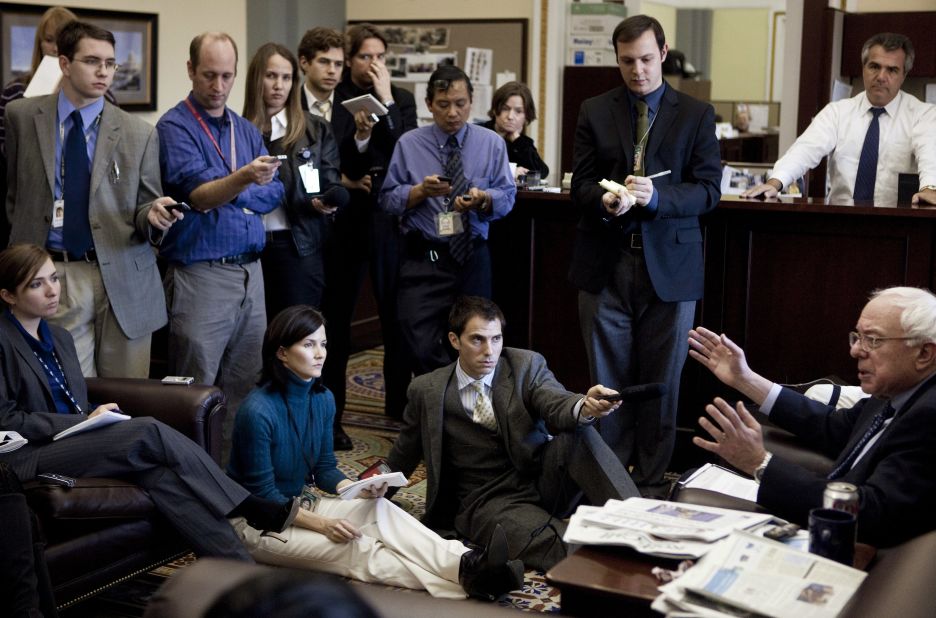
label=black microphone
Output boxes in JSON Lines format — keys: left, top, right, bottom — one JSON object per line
{"left": 317, "top": 185, "right": 350, "bottom": 209}
{"left": 595, "top": 383, "right": 667, "bottom": 402}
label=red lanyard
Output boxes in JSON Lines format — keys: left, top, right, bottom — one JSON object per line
{"left": 183, "top": 97, "right": 236, "bottom": 173}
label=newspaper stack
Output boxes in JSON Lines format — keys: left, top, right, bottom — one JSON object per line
{"left": 563, "top": 498, "right": 773, "bottom": 559}
{"left": 652, "top": 530, "right": 867, "bottom": 618}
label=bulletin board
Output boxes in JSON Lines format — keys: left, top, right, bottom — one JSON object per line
{"left": 349, "top": 19, "right": 528, "bottom": 123}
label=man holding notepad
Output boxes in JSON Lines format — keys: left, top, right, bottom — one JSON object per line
{"left": 569, "top": 15, "right": 722, "bottom": 495}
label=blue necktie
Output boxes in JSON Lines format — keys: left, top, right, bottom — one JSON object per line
{"left": 63, "top": 109, "right": 93, "bottom": 257}
{"left": 852, "top": 107, "right": 885, "bottom": 202}
{"left": 445, "top": 135, "right": 473, "bottom": 265}
{"left": 827, "top": 401, "right": 895, "bottom": 480}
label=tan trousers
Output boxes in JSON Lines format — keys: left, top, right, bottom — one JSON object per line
{"left": 50, "top": 260, "right": 151, "bottom": 378}
{"left": 232, "top": 497, "right": 469, "bottom": 599}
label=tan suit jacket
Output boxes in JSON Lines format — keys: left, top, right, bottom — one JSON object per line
{"left": 5, "top": 95, "right": 166, "bottom": 339}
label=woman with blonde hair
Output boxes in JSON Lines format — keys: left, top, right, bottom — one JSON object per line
{"left": 243, "top": 42, "right": 348, "bottom": 322}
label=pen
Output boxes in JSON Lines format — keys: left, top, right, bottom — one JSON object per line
{"left": 646, "top": 170, "right": 671, "bottom": 179}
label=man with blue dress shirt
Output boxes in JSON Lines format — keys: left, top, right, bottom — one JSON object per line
{"left": 569, "top": 15, "right": 722, "bottom": 495}
{"left": 156, "top": 32, "right": 284, "bottom": 462}
{"left": 380, "top": 65, "right": 515, "bottom": 375}
{"left": 5, "top": 21, "right": 181, "bottom": 379}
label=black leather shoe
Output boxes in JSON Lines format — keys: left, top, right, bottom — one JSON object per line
{"left": 459, "top": 524, "right": 525, "bottom": 601}
{"left": 333, "top": 428, "right": 353, "bottom": 451}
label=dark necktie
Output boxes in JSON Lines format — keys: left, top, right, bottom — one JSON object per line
{"left": 444, "top": 135, "right": 472, "bottom": 265}
{"left": 852, "top": 107, "right": 885, "bottom": 202}
{"left": 827, "top": 400, "right": 895, "bottom": 480}
{"left": 63, "top": 109, "right": 93, "bottom": 257}
{"left": 634, "top": 99, "right": 649, "bottom": 176}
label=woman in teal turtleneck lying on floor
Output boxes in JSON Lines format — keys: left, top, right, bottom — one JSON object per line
{"left": 226, "top": 305, "right": 523, "bottom": 601}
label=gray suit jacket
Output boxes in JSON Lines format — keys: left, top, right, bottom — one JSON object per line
{"left": 386, "top": 347, "right": 581, "bottom": 527}
{"left": 0, "top": 316, "right": 87, "bottom": 478}
{"left": 5, "top": 95, "right": 167, "bottom": 339}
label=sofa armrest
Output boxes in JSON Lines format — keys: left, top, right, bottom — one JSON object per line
{"left": 762, "top": 425, "right": 835, "bottom": 476}
{"left": 85, "top": 378, "right": 227, "bottom": 464}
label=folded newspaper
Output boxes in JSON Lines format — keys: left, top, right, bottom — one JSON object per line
{"left": 652, "top": 530, "right": 867, "bottom": 618}
{"left": 563, "top": 498, "right": 773, "bottom": 559}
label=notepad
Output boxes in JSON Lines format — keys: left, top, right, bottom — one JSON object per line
{"left": 340, "top": 93, "right": 389, "bottom": 117}
{"left": 53, "top": 410, "right": 130, "bottom": 441}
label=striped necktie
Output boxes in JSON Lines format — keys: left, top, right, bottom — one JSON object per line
{"left": 445, "top": 135, "right": 473, "bottom": 265}
{"left": 827, "top": 400, "right": 895, "bottom": 480}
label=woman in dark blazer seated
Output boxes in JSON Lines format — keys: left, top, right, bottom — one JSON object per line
{"left": 481, "top": 81, "right": 549, "bottom": 183}
{"left": 0, "top": 244, "right": 299, "bottom": 560}
{"left": 243, "top": 43, "right": 348, "bottom": 322}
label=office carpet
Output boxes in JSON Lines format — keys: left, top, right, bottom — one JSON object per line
{"left": 60, "top": 349, "right": 561, "bottom": 616}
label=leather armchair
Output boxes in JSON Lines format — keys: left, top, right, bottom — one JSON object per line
{"left": 24, "top": 378, "right": 226, "bottom": 610}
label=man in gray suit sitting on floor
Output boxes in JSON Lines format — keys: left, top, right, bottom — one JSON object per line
{"left": 387, "top": 296, "right": 640, "bottom": 572}
{"left": 5, "top": 20, "right": 182, "bottom": 378}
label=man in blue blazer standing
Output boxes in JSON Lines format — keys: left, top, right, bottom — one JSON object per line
{"left": 568, "top": 15, "right": 722, "bottom": 494}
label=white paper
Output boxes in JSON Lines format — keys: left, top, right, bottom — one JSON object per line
{"left": 24, "top": 55, "right": 63, "bottom": 98}
{"left": 831, "top": 79, "right": 853, "bottom": 103}
{"left": 53, "top": 410, "right": 130, "bottom": 441}
{"left": 338, "top": 471, "right": 407, "bottom": 500}
{"left": 465, "top": 47, "right": 493, "bottom": 86}
{"left": 0, "top": 431, "right": 27, "bottom": 453}
{"left": 679, "top": 463, "right": 759, "bottom": 502}
{"left": 495, "top": 71, "right": 516, "bottom": 89}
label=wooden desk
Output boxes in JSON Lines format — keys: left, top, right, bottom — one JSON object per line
{"left": 547, "top": 542, "right": 876, "bottom": 616}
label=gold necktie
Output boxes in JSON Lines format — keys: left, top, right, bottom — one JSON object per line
{"left": 471, "top": 381, "right": 498, "bottom": 432}
{"left": 313, "top": 99, "right": 331, "bottom": 121}
{"left": 634, "top": 99, "right": 649, "bottom": 176}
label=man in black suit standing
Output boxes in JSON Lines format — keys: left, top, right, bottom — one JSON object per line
{"left": 323, "top": 23, "right": 418, "bottom": 449}
{"left": 687, "top": 286, "right": 936, "bottom": 547}
{"left": 569, "top": 15, "right": 722, "bottom": 494}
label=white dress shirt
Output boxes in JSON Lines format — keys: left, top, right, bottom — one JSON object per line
{"left": 770, "top": 90, "right": 936, "bottom": 205}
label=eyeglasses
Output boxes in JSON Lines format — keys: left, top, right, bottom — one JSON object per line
{"left": 74, "top": 56, "right": 119, "bottom": 72}
{"left": 848, "top": 331, "right": 915, "bottom": 351}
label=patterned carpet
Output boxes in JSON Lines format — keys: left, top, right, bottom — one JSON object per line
{"left": 62, "top": 349, "right": 560, "bottom": 616}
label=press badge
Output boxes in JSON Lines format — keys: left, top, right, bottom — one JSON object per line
{"left": 299, "top": 162, "right": 320, "bottom": 194}
{"left": 299, "top": 484, "right": 318, "bottom": 511}
{"left": 52, "top": 200, "right": 65, "bottom": 229}
{"left": 435, "top": 211, "right": 464, "bottom": 237}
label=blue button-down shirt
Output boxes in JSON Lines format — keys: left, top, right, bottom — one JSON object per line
{"left": 380, "top": 122, "right": 515, "bottom": 240}
{"left": 156, "top": 93, "right": 284, "bottom": 264}
{"left": 48, "top": 91, "right": 104, "bottom": 250}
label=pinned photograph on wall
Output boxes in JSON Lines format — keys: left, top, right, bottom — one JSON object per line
{"left": 401, "top": 52, "right": 456, "bottom": 81}
{"left": 465, "top": 47, "right": 493, "bottom": 86}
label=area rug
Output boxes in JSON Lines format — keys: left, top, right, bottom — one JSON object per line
{"left": 344, "top": 347, "right": 403, "bottom": 432}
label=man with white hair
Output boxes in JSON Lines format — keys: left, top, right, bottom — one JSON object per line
{"left": 687, "top": 286, "right": 936, "bottom": 547}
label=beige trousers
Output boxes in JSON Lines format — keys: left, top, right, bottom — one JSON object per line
{"left": 232, "top": 497, "right": 469, "bottom": 599}
{"left": 50, "top": 260, "right": 151, "bottom": 378}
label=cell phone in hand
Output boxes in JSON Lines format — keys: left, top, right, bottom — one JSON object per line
{"left": 437, "top": 176, "right": 452, "bottom": 184}
{"left": 165, "top": 202, "right": 191, "bottom": 214}
{"left": 359, "top": 460, "right": 391, "bottom": 480}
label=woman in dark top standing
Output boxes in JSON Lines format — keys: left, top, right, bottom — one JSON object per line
{"left": 481, "top": 81, "right": 549, "bottom": 182}
{"left": 243, "top": 43, "right": 348, "bottom": 322}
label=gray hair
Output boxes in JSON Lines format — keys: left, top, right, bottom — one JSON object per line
{"left": 870, "top": 286, "right": 936, "bottom": 346}
{"left": 861, "top": 32, "right": 914, "bottom": 74}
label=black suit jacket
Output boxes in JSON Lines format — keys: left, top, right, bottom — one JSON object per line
{"left": 332, "top": 77, "right": 418, "bottom": 189}
{"left": 0, "top": 317, "right": 87, "bottom": 478}
{"left": 568, "top": 82, "right": 722, "bottom": 301}
{"left": 759, "top": 378, "right": 936, "bottom": 547}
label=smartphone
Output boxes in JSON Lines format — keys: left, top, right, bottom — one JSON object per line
{"left": 166, "top": 202, "right": 191, "bottom": 214}
{"left": 37, "top": 472, "right": 76, "bottom": 488}
{"left": 359, "top": 460, "right": 391, "bottom": 480}
{"left": 437, "top": 176, "right": 452, "bottom": 184}
{"left": 161, "top": 375, "right": 195, "bottom": 385}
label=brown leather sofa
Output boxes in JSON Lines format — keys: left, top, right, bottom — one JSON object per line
{"left": 24, "top": 377, "right": 227, "bottom": 610}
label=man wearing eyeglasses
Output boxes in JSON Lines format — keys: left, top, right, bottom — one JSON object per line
{"left": 5, "top": 20, "right": 181, "bottom": 379}
{"left": 686, "top": 286, "right": 936, "bottom": 547}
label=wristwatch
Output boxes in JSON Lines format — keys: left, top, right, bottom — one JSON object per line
{"left": 753, "top": 452, "right": 772, "bottom": 483}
